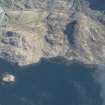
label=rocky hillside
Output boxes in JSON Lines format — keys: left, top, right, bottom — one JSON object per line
{"left": 0, "top": 0, "right": 105, "bottom": 66}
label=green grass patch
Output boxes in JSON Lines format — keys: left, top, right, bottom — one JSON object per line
{"left": 7, "top": 11, "right": 48, "bottom": 25}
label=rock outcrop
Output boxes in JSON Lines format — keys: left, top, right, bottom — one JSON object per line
{"left": 0, "top": 0, "right": 105, "bottom": 66}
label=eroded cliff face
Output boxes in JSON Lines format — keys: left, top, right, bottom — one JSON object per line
{"left": 0, "top": 0, "right": 105, "bottom": 66}
{"left": 64, "top": 13, "right": 105, "bottom": 64}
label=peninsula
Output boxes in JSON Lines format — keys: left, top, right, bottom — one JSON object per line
{"left": 0, "top": 0, "right": 105, "bottom": 66}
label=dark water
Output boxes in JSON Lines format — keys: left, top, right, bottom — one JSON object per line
{"left": 0, "top": 59, "right": 103, "bottom": 105}
{"left": 88, "top": 0, "right": 105, "bottom": 11}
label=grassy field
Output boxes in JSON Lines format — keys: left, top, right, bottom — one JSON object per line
{"left": 7, "top": 10, "right": 48, "bottom": 25}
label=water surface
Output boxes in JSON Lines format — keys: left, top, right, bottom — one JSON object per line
{"left": 0, "top": 59, "right": 103, "bottom": 105}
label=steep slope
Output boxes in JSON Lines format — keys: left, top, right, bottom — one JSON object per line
{"left": 64, "top": 12, "right": 105, "bottom": 64}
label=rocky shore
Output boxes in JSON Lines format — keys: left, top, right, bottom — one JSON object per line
{"left": 0, "top": 0, "right": 105, "bottom": 66}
